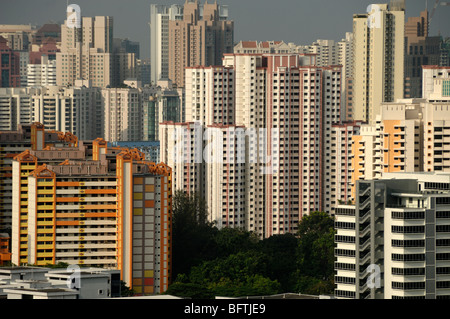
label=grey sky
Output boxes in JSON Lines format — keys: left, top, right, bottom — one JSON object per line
{"left": 0, "top": 0, "right": 449, "bottom": 59}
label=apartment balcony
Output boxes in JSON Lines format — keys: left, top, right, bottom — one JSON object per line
{"left": 55, "top": 251, "right": 117, "bottom": 258}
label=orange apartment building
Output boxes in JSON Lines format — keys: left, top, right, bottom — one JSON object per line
{"left": 0, "top": 233, "right": 11, "bottom": 266}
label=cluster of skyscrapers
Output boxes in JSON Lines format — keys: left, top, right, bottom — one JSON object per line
{"left": 1, "top": 0, "right": 450, "bottom": 299}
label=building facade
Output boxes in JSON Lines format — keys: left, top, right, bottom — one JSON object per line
{"left": 160, "top": 53, "right": 343, "bottom": 238}
{"left": 167, "top": 0, "right": 234, "bottom": 88}
{"left": 9, "top": 137, "right": 172, "bottom": 295}
{"left": 335, "top": 172, "right": 450, "bottom": 299}
{"left": 352, "top": 2, "right": 405, "bottom": 124}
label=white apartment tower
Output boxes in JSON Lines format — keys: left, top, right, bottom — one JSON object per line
{"left": 352, "top": 2, "right": 405, "bottom": 124}
{"left": 31, "top": 85, "right": 102, "bottom": 141}
{"left": 149, "top": 4, "right": 183, "bottom": 84}
{"left": 0, "top": 88, "right": 35, "bottom": 131}
{"left": 27, "top": 55, "right": 57, "bottom": 87}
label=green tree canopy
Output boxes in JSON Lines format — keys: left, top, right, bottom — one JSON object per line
{"left": 296, "top": 211, "right": 335, "bottom": 288}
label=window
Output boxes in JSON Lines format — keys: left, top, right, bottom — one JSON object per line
{"left": 392, "top": 254, "right": 425, "bottom": 261}
{"left": 392, "top": 240, "right": 424, "bottom": 248}
{"left": 392, "top": 211, "right": 424, "bottom": 220}
{"left": 392, "top": 268, "right": 425, "bottom": 276}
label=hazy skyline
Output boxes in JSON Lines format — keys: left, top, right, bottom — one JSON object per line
{"left": 1, "top": 0, "right": 449, "bottom": 59}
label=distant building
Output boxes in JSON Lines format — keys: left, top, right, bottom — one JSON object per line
{"left": 32, "top": 23, "right": 61, "bottom": 46}
{"left": 56, "top": 5, "right": 136, "bottom": 88}
{"left": 404, "top": 10, "right": 442, "bottom": 98}
{"left": 150, "top": 1, "right": 234, "bottom": 88}
{"left": 0, "top": 266, "right": 121, "bottom": 299}
{"left": 352, "top": 2, "right": 405, "bottom": 124}
{"left": 27, "top": 55, "right": 57, "bottom": 87}
{"left": 0, "top": 24, "right": 35, "bottom": 51}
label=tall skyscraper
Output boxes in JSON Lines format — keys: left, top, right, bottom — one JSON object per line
{"left": 150, "top": 1, "right": 233, "bottom": 87}
{"left": 149, "top": 1, "right": 234, "bottom": 88}
{"left": 352, "top": 2, "right": 405, "bottom": 124}
{"left": 404, "top": 10, "right": 442, "bottom": 98}
{"left": 149, "top": 4, "right": 184, "bottom": 84}
{"left": 160, "top": 53, "right": 342, "bottom": 238}
{"left": 57, "top": 5, "right": 136, "bottom": 88}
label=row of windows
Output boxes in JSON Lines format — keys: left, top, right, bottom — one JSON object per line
{"left": 392, "top": 281, "right": 425, "bottom": 290}
{"left": 392, "top": 226, "right": 425, "bottom": 234}
{"left": 392, "top": 240, "right": 424, "bottom": 248}
{"left": 391, "top": 211, "right": 424, "bottom": 220}
{"left": 392, "top": 254, "right": 425, "bottom": 262}
{"left": 335, "top": 222, "right": 355, "bottom": 230}
{"left": 335, "top": 208, "right": 355, "bottom": 216}
{"left": 335, "top": 235, "right": 355, "bottom": 243}
{"left": 392, "top": 268, "right": 425, "bottom": 276}
{"left": 335, "top": 276, "right": 355, "bottom": 285}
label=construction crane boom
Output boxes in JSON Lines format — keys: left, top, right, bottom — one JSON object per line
{"left": 430, "top": 0, "right": 450, "bottom": 25}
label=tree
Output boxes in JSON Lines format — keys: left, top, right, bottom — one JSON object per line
{"left": 171, "top": 190, "right": 218, "bottom": 279}
{"left": 120, "top": 281, "right": 134, "bottom": 297}
{"left": 213, "top": 227, "right": 259, "bottom": 258}
{"left": 296, "top": 211, "right": 335, "bottom": 294}
{"left": 188, "top": 250, "right": 281, "bottom": 298}
{"left": 164, "top": 282, "right": 214, "bottom": 299}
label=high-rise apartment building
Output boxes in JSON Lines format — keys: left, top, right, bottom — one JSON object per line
{"left": 144, "top": 80, "right": 183, "bottom": 141}
{"left": 0, "top": 123, "right": 72, "bottom": 234}
{"left": 335, "top": 172, "right": 450, "bottom": 299}
{"left": 9, "top": 136, "right": 172, "bottom": 295}
{"left": 27, "top": 55, "right": 57, "bottom": 87}
{"left": 56, "top": 5, "right": 136, "bottom": 88}
{"left": 167, "top": 0, "right": 234, "bottom": 88}
{"left": 234, "top": 34, "right": 354, "bottom": 122}
{"left": 351, "top": 66, "right": 450, "bottom": 196}
{"left": 352, "top": 2, "right": 405, "bottom": 124}
{"left": 57, "top": 7, "right": 113, "bottom": 88}
{"left": 160, "top": 53, "right": 342, "bottom": 238}
{"left": 149, "top": 4, "right": 184, "bottom": 84}
{"left": 102, "top": 83, "right": 183, "bottom": 143}
{"left": 0, "top": 87, "right": 36, "bottom": 131}
{"left": 31, "top": 84, "right": 103, "bottom": 141}
{"left": 150, "top": 1, "right": 233, "bottom": 87}
{"left": 326, "top": 121, "right": 362, "bottom": 214}
{"left": 404, "top": 10, "right": 442, "bottom": 99}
